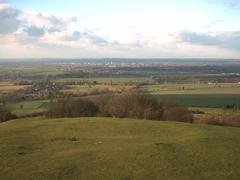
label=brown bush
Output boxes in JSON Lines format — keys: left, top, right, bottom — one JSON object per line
{"left": 47, "top": 99, "right": 98, "bottom": 118}
{"left": 162, "top": 106, "right": 193, "bottom": 123}
{"left": 91, "top": 95, "right": 112, "bottom": 117}
{"left": 104, "top": 94, "right": 163, "bottom": 119}
{"left": 47, "top": 94, "right": 193, "bottom": 123}
{"left": 200, "top": 115, "right": 240, "bottom": 127}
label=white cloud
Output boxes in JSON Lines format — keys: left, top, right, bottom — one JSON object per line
{"left": 19, "top": 10, "right": 77, "bottom": 31}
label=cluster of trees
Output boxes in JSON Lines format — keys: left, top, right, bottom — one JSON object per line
{"left": 47, "top": 94, "right": 193, "bottom": 123}
{"left": 0, "top": 104, "right": 17, "bottom": 123}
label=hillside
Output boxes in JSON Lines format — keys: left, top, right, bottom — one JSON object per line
{"left": 0, "top": 118, "right": 240, "bottom": 180}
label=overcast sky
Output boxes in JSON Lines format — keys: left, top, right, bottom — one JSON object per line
{"left": 0, "top": 0, "right": 240, "bottom": 59}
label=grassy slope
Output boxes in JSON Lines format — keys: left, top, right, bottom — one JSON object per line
{"left": 0, "top": 118, "right": 240, "bottom": 180}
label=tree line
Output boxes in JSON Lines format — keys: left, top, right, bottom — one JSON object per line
{"left": 47, "top": 94, "right": 193, "bottom": 123}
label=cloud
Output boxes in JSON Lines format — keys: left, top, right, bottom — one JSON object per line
{"left": 0, "top": 2, "right": 239, "bottom": 58}
{"left": 0, "top": 4, "right": 21, "bottom": 34}
{"left": 20, "top": 11, "right": 77, "bottom": 32}
{"left": 24, "top": 26, "right": 45, "bottom": 37}
{"left": 0, "top": 2, "right": 77, "bottom": 37}
{"left": 0, "top": 0, "right": 8, "bottom": 3}
{"left": 49, "top": 30, "right": 110, "bottom": 45}
{"left": 0, "top": 2, "right": 81, "bottom": 48}
{"left": 178, "top": 31, "right": 240, "bottom": 50}
{"left": 79, "top": 31, "right": 109, "bottom": 45}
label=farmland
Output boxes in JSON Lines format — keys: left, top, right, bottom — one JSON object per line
{"left": 0, "top": 60, "right": 240, "bottom": 118}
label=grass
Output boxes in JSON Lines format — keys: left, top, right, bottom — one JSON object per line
{"left": 0, "top": 117, "right": 240, "bottom": 180}
{"left": 8, "top": 100, "right": 49, "bottom": 117}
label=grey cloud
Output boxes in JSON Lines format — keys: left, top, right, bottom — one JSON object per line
{"left": 81, "top": 32, "right": 108, "bottom": 45}
{"left": 73, "top": 31, "right": 80, "bottom": 37}
{"left": 0, "top": 5, "right": 21, "bottom": 34}
{"left": 0, "top": 0, "right": 8, "bottom": 3}
{"left": 179, "top": 31, "right": 240, "bottom": 50}
{"left": 180, "top": 31, "right": 221, "bottom": 45}
{"left": 48, "top": 27, "right": 61, "bottom": 33}
{"left": 65, "top": 31, "right": 109, "bottom": 45}
{"left": 24, "top": 26, "right": 45, "bottom": 37}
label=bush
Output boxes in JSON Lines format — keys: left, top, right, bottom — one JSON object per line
{"left": 47, "top": 99, "right": 98, "bottom": 118}
{"left": 0, "top": 104, "right": 17, "bottom": 122}
{"left": 98, "top": 94, "right": 163, "bottom": 120}
{"left": 91, "top": 95, "right": 112, "bottom": 117}
{"left": 200, "top": 115, "right": 240, "bottom": 127}
{"left": 47, "top": 94, "right": 193, "bottom": 123}
{"left": 162, "top": 105, "right": 193, "bottom": 123}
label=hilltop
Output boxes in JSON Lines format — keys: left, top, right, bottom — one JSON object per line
{"left": 0, "top": 117, "right": 239, "bottom": 180}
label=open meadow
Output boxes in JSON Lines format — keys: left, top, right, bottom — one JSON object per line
{"left": 1, "top": 117, "right": 240, "bottom": 180}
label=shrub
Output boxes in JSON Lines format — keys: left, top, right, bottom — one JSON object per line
{"left": 47, "top": 99, "right": 98, "bottom": 118}
{"left": 91, "top": 95, "right": 112, "bottom": 117}
{"left": 47, "top": 94, "right": 193, "bottom": 123}
{"left": 0, "top": 104, "right": 17, "bottom": 122}
{"left": 104, "top": 94, "right": 163, "bottom": 119}
{"left": 200, "top": 115, "right": 240, "bottom": 127}
{"left": 162, "top": 105, "right": 193, "bottom": 123}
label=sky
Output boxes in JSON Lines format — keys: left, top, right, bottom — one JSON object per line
{"left": 0, "top": 0, "right": 240, "bottom": 59}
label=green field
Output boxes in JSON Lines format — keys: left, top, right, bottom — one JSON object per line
{"left": 154, "top": 94, "right": 240, "bottom": 108}
{"left": 8, "top": 100, "right": 49, "bottom": 117}
{"left": 0, "top": 117, "right": 240, "bottom": 180}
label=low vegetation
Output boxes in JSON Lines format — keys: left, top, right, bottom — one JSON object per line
{"left": 200, "top": 114, "right": 240, "bottom": 127}
{"left": 0, "top": 104, "right": 17, "bottom": 122}
{"left": 47, "top": 94, "right": 193, "bottom": 123}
